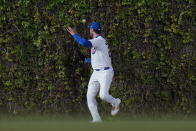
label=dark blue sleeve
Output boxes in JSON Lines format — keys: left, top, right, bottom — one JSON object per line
{"left": 73, "top": 34, "right": 92, "bottom": 47}
{"left": 85, "top": 58, "right": 91, "bottom": 64}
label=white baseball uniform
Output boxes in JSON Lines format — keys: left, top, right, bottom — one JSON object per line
{"left": 87, "top": 35, "right": 120, "bottom": 122}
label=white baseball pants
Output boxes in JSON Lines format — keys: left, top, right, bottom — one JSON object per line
{"left": 87, "top": 68, "right": 119, "bottom": 121}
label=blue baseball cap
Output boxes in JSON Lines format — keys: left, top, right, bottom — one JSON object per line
{"left": 88, "top": 22, "right": 101, "bottom": 30}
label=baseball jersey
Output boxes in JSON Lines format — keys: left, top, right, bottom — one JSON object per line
{"left": 89, "top": 36, "right": 112, "bottom": 70}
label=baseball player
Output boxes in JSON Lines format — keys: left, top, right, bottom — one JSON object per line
{"left": 67, "top": 22, "right": 121, "bottom": 122}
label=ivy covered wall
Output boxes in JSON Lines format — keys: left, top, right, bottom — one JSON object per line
{"left": 0, "top": 0, "right": 195, "bottom": 114}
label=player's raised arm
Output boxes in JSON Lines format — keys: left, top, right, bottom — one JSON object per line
{"left": 67, "top": 27, "right": 92, "bottom": 47}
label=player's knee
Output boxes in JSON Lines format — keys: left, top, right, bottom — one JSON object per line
{"left": 87, "top": 94, "right": 96, "bottom": 108}
{"left": 87, "top": 91, "right": 95, "bottom": 102}
{"left": 87, "top": 97, "right": 93, "bottom": 107}
{"left": 99, "top": 92, "right": 107, "bottom": 100}
{"left": 87, "top": 92, "right": 91, "bottom": 100}
{"left": 87, "top": 99, "right": 92, "bottom": 106}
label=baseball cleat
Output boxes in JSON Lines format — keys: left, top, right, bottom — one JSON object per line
{"left": 111, "top": 98, "right": 121, "bottom": 116}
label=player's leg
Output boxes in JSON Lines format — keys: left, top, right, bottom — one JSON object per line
{"left": 98, "top": 69, "right": 121, "bottom": 115}
{"left": 87, "top": 73, "right": 101, "bottom": 122}
{"left": 98, "top": 70, "right": 116, "bottom": 104}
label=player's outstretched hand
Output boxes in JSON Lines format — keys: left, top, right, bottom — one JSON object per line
{"left": 67, "top": 27, "right": 76, "bottom": 36}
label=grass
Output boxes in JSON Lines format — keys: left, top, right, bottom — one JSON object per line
{"left": 0, "top": 114, "right": 196, "bottom": 131}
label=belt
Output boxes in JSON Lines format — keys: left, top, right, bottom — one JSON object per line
{"left": 95, "top": 67, "right": 110, "bottom": 71}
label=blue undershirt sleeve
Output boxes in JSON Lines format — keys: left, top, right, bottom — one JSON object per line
{"left": 85, "top": 58, "right": 91, "bottom": 64}
{"left": 73, "top": 34, "right": 92, "bottom": 47}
